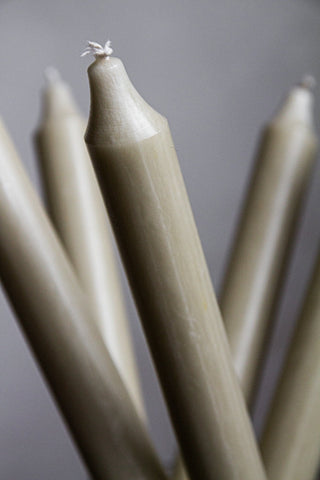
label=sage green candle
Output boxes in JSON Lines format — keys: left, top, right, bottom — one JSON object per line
{"left": 0, "top": 117, "right": 166, "bottom": 480}
{"left": 261, "top": 250, "right": 320, "bottom": 480}
{"left": 84, "top": 44, "right": 267, "bottom": 480}
{"left": 172, "top": 456, "right": 189, "bottom": 480}
{"left": 34, "top": 70, "right": 145, "bottom": 420}
{"left": 220, "top": 78, "right": 317, "bottom": 402}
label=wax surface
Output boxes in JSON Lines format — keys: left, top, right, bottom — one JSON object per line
{"left": 0, "top": 118, "right": 166, "bottom": 480}
{"left": 261, "top": 251, "right": 320, "bottom": 480}
{"left": 220, "top": 85, "right": 317, "bottom": 402}
{"left": 172, "top": 456, "right": 189, "bottom": 480}
{"left": 35, "top": 79, "right": 145, "bottom": 420}
{"left": 86, "top": 56, "right": 267, "bottom": 480}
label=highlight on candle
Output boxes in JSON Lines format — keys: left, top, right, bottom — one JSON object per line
{"left": 44, "top": 65, "right": 62, "bottom": 84}
{"left": 219, "top": 75, "right": 318, "bottom": 404}
{"left": 34, "top": 66, "right": 146, "bottom": 421}
{"left": 83, "top": 39, "right": 267, "bottom": 480}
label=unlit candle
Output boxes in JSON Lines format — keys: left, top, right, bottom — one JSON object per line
{"left": 220, "top": 78, "right": 317, "bottom": 403}
{"left": 34, "top": 70, "right": 145, "bottom": 420}
{"left": 261, "top": 250, "right": 320, "bottom": 480}
{"left": 84, "top": 42, "right": 267, "bottom": 480}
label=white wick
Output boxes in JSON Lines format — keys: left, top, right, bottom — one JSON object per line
{"left": 81, "top": 40, "right": 113, "bottom": 59}
{"left": 44, "top": 66, "right": 61, "bottom": 85}
{"left": 299, "top": 75, "right": 316, "bottom": 91}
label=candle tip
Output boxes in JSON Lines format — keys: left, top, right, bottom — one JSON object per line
{"left": 298, "top": 75, "right": 316, "bottom": 91}
{"left": 44, "top": 66, "right": 61, "bottom": 85}
{"left": 81, "top": 40, "right": 113, "bottom": 59}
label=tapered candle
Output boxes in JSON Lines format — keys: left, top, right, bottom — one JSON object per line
{"left": 261, "top": 250, "right": 320, "bottom": 480}
{"left": 34, "top": 69, "right": 145, "bottom": 420}
{"left": 220, "top": 77, "right": 317, "bottom": 402}
{"left": 0, "top": 117, "right": 166, "bottom": 480}
{"left": 84, "top": 42, "right": 266, "bottom": 480}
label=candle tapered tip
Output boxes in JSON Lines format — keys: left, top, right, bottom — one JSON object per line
{"left": 81, "top": 40, "right": 113, "bottom": 59}
{"left": 299, "top": 75, "right": 316, "bottom": 91}
{"left": 44, "top": 67, "right": 61, "bottom": 86}
{"left": 40, "top": 68, "right": 79, "bottom": 121}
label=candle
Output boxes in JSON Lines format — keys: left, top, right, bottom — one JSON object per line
{"left": 84, "top": 42, "right": 266, "bottom": 480}
{"left": 220, "top": 77, "right": 317, "bottom": 403}
{"left": 172, "top": 456, "right": 189, "bottom": 480}
{"left": 0, "top": 117, "right": 166, "bottom": 480}
{"left": 261, "top": 250, "right": 320, "bottom": 480}
{"left": 34, "top": 69, "right": 145, "bottom": 420}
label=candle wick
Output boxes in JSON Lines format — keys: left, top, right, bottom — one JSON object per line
{"left": 81, "top": 40, "right": 113, "bottom": 59}
{"left": 44, "top": 66, "right": 61, "bottom": 85}
{"left": 299, "top": 74, "right": 316, "bottom": 91}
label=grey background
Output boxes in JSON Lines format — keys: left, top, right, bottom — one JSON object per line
{"left": 0, "top": 0, "right": 320, "bottom": 478}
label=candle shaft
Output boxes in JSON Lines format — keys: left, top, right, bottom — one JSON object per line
{"left": 85, "top": 55, "right": 266, "bottom": 480}
{"left": 34, "top": 73, "right": 145, "bottom": 420}
{"left": 0, "top": 117, "right": 166, "bottom": 480}
{"left": 220, "top": 82, "right": 317, "bottom": 402}
{"left": 261, "top": 250, "right": 320, "bottom": 480}
{"left": 172, "top": 456, "right": 189, "bottom": 480}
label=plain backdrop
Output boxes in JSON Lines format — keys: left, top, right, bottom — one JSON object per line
{"left": 0, "top": 1, "right": 320, "bottom": 478}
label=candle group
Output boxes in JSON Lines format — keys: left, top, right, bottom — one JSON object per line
{"left": 0, "top": 39, "right": 319, "bottom": 480}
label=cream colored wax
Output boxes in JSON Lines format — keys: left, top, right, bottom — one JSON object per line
{"left": 0, "top": 118, "right": 166, "bottom": 480}
{"left": 261, "top": 250, "right": 320, "bottom": 480}
{"left": 172, "top": 456, "right": 189, "bottom": 480}
{"left": 84, "top": 45, "right": 266, "bottom": 480}
{"left": 34, "top": 70, "right": 144, "bottom": 420}
{"left": 220, "top": 78, "right": 317, "bottom": 403}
